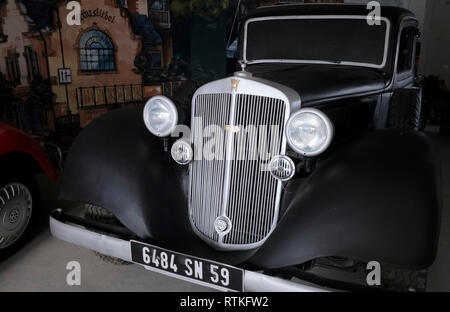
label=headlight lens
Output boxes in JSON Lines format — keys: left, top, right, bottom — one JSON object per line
{"left": 286, "top": 108, "right": 334, "bottom": 157}
{"left": 171, "top": 139, "right": 193, "bottom": 165}
{"left": 143, "top": 96, "right": 178, "bottom": 137}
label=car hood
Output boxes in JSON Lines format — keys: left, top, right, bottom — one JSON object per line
{"left": 247, "top": 64, "right": 388, "bottom": 105}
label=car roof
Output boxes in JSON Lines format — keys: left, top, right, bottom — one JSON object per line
{"left": 246, "top": 3, "right": 417, "bottom": 25}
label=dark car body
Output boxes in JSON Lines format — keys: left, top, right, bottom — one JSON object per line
{"left": 242, "top": 5, "right": 419, "bottom": 138}
{"left": 51, "top": 4, "right": 441, "bottom": 291}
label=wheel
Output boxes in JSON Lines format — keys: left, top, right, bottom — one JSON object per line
{"left": 387, "top": 88, "right": 422, "bottom": 131}
{"left": 0, "top": 172, "right": 38, "bottom": 258}
{"left": 84, "top": 204, "right": 131, "bottom": 265}
{"left": 381, "top": 267, "right": 428, "bottom": 292}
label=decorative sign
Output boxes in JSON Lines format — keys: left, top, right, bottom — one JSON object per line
{"left": 58, "top": 68, "right": 72, "bottom": 84}
{"left": 81, "top": 8, "right": 117, "bottom": 24}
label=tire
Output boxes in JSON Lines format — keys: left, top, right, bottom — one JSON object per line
{"left": 381, "top": 267, "right": 428, "bottom": 292}
{"left": 84, "top": 204, "right": 132, "bottom": 265}
{"left": 0, "top": 171, "right": 39, "bottom": 259}
{"left": 387, "top": 88, "right": 422, "bottom": 132}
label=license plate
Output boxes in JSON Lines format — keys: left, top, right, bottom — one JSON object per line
{"left": 130, "top": 240, "right": 244, "bottom": 292}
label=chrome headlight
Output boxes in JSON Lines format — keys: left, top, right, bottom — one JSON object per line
{"left": 269, "top": 155, "right": 295, "bottom": 181}
{"left": 286, "top": 108, "right": 334, "bottom": 157}
{"left": 171, "top": 139, "right": 193, "bottom": 165}
{"left": 143, "top": 96, "right": 178, "bottom": 137}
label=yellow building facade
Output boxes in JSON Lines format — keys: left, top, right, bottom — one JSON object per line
{"left": 47, "top": 0, "right": 143, "bottom": 122}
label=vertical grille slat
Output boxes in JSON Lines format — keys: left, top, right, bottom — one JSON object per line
{"left": 190, "top": 92, "right": 287, "bottom": 249}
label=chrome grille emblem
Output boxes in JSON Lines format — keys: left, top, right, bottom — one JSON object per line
{"left": 224, "top": 125, "right": 240, "bottom": 133}
{"left": 231, "top": 79, "right": 240, "bottom": 92}
{"left": 214, "top": 216, "right": 232, "bottom": 235}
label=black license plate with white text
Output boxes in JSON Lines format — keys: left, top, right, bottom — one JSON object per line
{"left": 130, "top": 240, "right": 244, "bottom": 292}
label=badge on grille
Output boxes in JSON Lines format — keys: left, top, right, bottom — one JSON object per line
{"left": 214, "top": 216, "right": 232, "bottom": 235}
{"left": 224, "top": 125, "right": 240, "bottom": 133}
{"left": 231, "top": 79, "right": 240, "bottom": 92}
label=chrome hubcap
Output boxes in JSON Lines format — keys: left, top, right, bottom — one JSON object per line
{"left": 0, "top": 183, "right": 33, "bottom": 249}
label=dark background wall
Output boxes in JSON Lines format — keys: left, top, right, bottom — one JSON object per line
{"left": 421, "top": 0, "right": 450, "bottom": 87}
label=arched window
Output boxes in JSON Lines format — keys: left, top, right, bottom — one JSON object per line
{"left": 80, "top": 30, "right": 115, "bottom": 72}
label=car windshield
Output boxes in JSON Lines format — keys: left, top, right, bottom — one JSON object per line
{"left": 244, "top": 16, "right": 390, "bottom": 69}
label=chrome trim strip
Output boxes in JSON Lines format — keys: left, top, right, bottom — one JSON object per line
{"left": 49, "top": 210, "right": 132, "bottom": 262}
{"left": 192, "top": 75, "right": 301, "bottom": 112}
{"left": 243, "top": 15, "right": 392, "bottom": 69}
{"left": 244, "top": 271, "right": 328, "bottom": 292}
{"left": 220, "top": 88, "right": 238, "bottom": 245}
{"left": 50, "top": 212, "right": 328, "bottom": 292}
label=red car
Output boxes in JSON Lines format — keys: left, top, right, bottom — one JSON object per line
{"left": 0, "top": 123, "right": 58, "bottom": 257}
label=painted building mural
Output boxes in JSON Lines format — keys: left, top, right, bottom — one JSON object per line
{"left": 0, "top": 0, "right": 174, "bottom": 133}
{"left": 49, "top": 1, "right": 143, "bottom": 128}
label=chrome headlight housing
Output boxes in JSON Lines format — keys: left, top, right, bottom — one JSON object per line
{"left": 143, "top": 96, "right": 178, "bottom": 137}
{"left": 269, "top": 155, "right": 296, "bottom": 181}
{"left": 171, "top": 139, "right": 193, "bottom": 165}
{"left": 286, "top": 108, "right": 334, "bottom": 157}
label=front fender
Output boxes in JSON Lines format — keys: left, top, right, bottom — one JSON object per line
{"left": 59, "top": 108, "right": 256, "bottom": 265}
{"left": 60, "top": 108, "right": 189, "bottom": 241}
{"left": 250, "top": 130, "right": 442, "bottom": 269}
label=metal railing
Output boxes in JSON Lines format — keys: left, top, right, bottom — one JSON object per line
{"left": 76, "top": 84, "right": 144, "bottom": 108}
{"left": 76, "top": 81, "right": 186, "bottom": 109}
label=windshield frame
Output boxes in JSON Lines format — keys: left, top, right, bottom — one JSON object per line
{"left": 243, "top": 15, "right": 392, "bottom": 69}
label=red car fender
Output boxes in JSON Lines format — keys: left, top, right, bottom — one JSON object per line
{"left": 0, "top": 124, "right": 58, "bottom": 181}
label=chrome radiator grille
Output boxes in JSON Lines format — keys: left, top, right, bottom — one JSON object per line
{"left": 189, "top": 92, "right": 287, "bottom": 249}
{"left": 190, "top": 93, "right": 231, "bottom": 243}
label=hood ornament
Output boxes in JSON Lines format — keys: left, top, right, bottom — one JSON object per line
{"left": 235, "top": 60, "right": 252, "bottom": 78}
{"left": 238, "top": 60, "right": 247, "bottom": 72}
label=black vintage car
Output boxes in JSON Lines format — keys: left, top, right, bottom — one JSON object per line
{"left": 50, "top": 4, "right": 441, "bottom": 292}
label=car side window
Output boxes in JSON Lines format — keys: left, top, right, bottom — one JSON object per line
{"left": 397, "top": 27, "right": 416, "bottom": 73}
